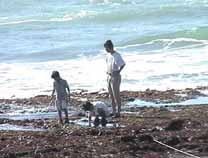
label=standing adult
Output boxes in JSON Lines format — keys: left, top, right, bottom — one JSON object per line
{"left": 104, "top": 40, "right": 125, "bottom": 117}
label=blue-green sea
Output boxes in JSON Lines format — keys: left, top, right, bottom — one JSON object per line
{"left": 0, "top": 0, "right": 208, "bottom": 98}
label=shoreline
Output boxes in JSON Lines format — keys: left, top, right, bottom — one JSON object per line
{"left": 1, "top": 86, "right": 208, "bottom": 106}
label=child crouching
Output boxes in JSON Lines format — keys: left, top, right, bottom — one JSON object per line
{"left": 82, "top": 101, "right": 109, "bottom": 127}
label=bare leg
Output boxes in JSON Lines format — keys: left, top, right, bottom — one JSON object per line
{"left": 114, "top": 84, "right": 121, "bottom": 114}
{"left": 116, "top": 93, "right": 121, "bottom": 114}
{"left": 112, "top": 75, "right": 121, "bottom": 116}
{"left": 101, "top": 116, "right": 107, "bottom": 127}
{"left": 88, "top": 113, "right": 92, "bottom": 127}
{"left": 108, "top": 77, "right": 116, "bottom": 115}
{"left": 56, "top": 100, "right": 63, "bottom": 124}
{"left": 98, "top": 109, "right": 107, "bottom": 127}
{"left": 94, "top": 116, "right": 100, "bottom": 127}
{"left": 64, "top": 109, "right": 69, "bottom": 123}
{"left": 111, "top": 95, "right": 116, "bottom": 114}
{"left": 58, "top": 110, "right": 63, "bottom": 124}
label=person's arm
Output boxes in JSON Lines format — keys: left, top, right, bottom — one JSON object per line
{"left": 114, "top": 53, "right": 126, "bottom": 75}
{"left": 88, "top": 111, "right": 92, "bottom": 127}
{"left": 67, "top": 87, "right": 70, "bottom": 102}
{"left": 50, "top": 85, "right": 55, "bottom": 106}
{"left": 51, "top": 82, "right": 55, "bottom": 100}
{"left": 118, "top": 64, "right": 125, "bottom": 73}
{"left": 51, "top": 89, "right": 55, "bottom": 97}
{"left": 87, "top": 110, "right": 96, "bottom": 127}
{"left": 66, "top": 81, "right": 70, "bottom": 102}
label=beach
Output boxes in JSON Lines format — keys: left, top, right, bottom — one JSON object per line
{"left": 1, "top": 0, "right": 208, "bottom": 157}
{"left": 0, "top": 88, "right": 208, "bottom": 157}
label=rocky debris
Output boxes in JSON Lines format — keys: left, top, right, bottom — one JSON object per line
{"left": 0, "top": 88, "right": 208, "bottom": 157}
{"left": 0, "top": 119, "right": 10, "bottom": 124}
{"left": 165, "top": 119, "right": 185, "bottom": 131}
{"left": 127, "top": 98, "right": 135, "bottom": 102}
{"left": 0, "top": 105, "right": 207, "bottom": 158}
{"left": 120, "top": 135, "right": 136, "bottom": 143}
{"left": 163, "top": 136, "right": 181, "bottom": 146}
{"left": 0, "top": 104, "right": 11, "bottom": 110}
{"left": 138, "top": 135, "right": 154, "bottom": 142}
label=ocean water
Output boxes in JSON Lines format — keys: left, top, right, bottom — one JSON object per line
{"left": 0, "top": 0, "right": 208, "bottom": 98}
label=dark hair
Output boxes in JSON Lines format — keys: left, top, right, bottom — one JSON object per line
{"left": 82, "top": 101, "right": 94, "bottom": 111}
{"left": 51, "top": 71, "right": 60, "bottom": 79}
{"left": 104, "top": 40, "right": 114, "bottom": 49}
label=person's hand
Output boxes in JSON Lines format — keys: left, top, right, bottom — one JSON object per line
{"left": 106, "top": 72, "right": 111, "bottom": 76}
{"left": 51, "top": 95, "right": 55, "bottom": 100}
{"left": 49, "top": 99, "right": 54, "bottom": 107}
{"left": 68, "top": 95, "right": 71, "bottom": 102}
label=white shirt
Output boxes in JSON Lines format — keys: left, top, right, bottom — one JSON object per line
{"left": 106, "top": 51, "right": 125, "bottom": 74}
{"left": 92, "top": 101, "right": 109, "bottom": 116}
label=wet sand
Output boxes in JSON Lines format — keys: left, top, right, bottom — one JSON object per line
{"left": 0, "top": 87, "right": 208, "bottom": 158}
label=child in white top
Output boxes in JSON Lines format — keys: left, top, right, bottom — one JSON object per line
{"left": 82, "top": 101, "right": 109, "bottom": 127}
